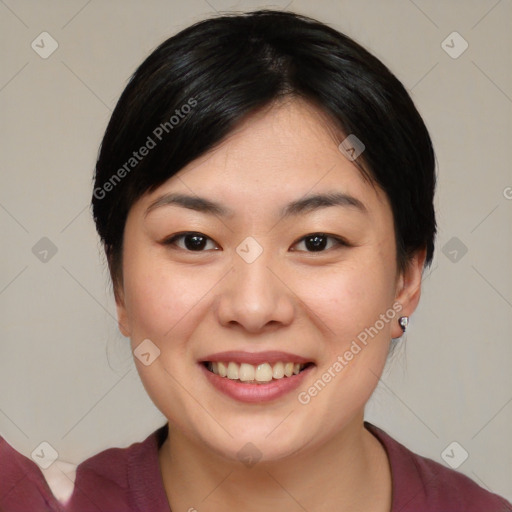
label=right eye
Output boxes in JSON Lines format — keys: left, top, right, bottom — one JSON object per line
{"left": 162, "top": 232, "right": 220, "bottom": 252}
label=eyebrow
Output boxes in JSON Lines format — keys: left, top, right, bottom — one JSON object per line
{"left": 145, "top": 193, "right": 231, "bottom": 217}
{"left": 280, "top": 191, "right": 367, "bottom": 218}
{"left": 145, "top": 191, "right": 367, "bottom": 219}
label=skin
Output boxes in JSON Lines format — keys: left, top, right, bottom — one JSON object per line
{"left": 115, "top": 98, "right": 426, "bottom": 511}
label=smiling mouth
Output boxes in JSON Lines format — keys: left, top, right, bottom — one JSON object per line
{"left": 203, "top": 361, "right": 313, "bottom": 384}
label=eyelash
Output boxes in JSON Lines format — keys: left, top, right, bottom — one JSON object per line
{"left": 162, "top": 231, "right": 350, "bottom": 253}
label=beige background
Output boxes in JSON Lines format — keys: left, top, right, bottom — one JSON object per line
{"left": 1, "top": 0, "right": 511, "bottom": 503}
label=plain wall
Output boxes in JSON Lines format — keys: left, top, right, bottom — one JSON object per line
{"left": 1, "top": 0, "right": 511, "bottom": 502}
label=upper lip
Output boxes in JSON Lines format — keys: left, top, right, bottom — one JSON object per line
{"left": 201, "top": 351, "right": 313, "bottom": 365}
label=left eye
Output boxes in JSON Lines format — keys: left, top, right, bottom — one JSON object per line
{"left": 164, "top": 232, "right": 219, "bottom": 251}
{"left": 291, "top": 233, "right": 346, "bottom": 252}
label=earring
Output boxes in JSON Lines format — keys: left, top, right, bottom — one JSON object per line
{"left": 398, "top": 316, "right": 409, "bottom": 333}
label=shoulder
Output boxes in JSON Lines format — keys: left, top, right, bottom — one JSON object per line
{"left": 365, "top": 423, "right": 512, "bottom": 512}
{"left": 66, "top": 423, "right": 170, "bottom": 511}
{"left": 0, "top": 434, "right": 64, "bottom": 511}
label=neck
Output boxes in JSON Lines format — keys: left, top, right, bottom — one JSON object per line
{"left": 158, "top": 416, "right": 392, "bottom": 512}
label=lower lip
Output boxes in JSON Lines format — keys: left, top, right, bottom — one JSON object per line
{"left": 200, "top": 364, "right": 314, "bottom": 403}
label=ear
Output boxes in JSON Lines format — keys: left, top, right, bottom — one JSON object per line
{"left": 114, "top": 284, "right": 131, "bottom": 338}
{"left": 391, "top": 248, "right": 427, "bottom": 339}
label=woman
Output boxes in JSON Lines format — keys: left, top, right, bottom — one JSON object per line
{"left": 1, "top": 9, "right": 510, "bottom": 512}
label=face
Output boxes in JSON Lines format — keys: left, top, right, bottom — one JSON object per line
{"left": 116, "top": 99, "right": 424, "bottom": 462}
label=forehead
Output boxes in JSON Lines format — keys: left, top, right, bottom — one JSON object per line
{"left": 138, "top": 99, "right": 390, "bottom": 221}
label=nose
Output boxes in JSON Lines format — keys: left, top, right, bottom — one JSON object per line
{"left": 215, "top": 248, "right": 295, "bottom": 334}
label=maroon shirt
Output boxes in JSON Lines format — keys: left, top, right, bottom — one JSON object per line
{"left": 1, "top": 422, "right": 510, "bottom": 511}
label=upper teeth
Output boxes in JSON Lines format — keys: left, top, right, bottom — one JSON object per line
{"left": 208, "top": 361, "right": 305, "bottom": 382}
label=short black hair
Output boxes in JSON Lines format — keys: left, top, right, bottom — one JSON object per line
{"left": 91, "top": 9, "right": 436, "bottom": 293}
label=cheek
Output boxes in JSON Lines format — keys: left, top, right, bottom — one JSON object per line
{"left": 292, "top": 269, "right": 394, "bottom": 428}
{"left": 122, "top": 248, "right": 198, "bottom": 340}
{"left": 295, "top": 259, "right": 396, "bottom": 343}
{"left": 120, "top": 257, "right": 216, "bottom": 414}
{"left": 300, "top": 260, "right": 396, "bottom": 402}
